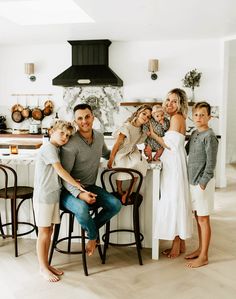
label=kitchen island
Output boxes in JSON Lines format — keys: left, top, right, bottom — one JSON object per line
{"left": 0, "top": 147, "right": 162, "bottom": 260}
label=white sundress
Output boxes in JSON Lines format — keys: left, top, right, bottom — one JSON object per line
{"left": 154, "top": 131, "right": 193, "bottom": 240}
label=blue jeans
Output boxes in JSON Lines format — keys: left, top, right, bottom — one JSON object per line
{"left": 60, "top": 185, "right": 122, "bottom": 240}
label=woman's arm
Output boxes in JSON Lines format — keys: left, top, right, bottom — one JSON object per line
{"left": 107, "top": 133, "right": 126, "bottom": 168}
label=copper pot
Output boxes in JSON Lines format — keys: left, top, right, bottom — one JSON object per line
{"left": 44, "top": 100, "right": 54, "bottom": 109}
{"left": 43, "top": 106, "right": 52, "bottom": 116}
{"left": 32, "top": 108, "right": 43, "bottom": 121}
{"left": 21, "top": 107, "right": 31, "bottom": 119}
{"left": 11, "top": 104, "right": 24, "bottom": 113}
{"left": 12, "top": 110, "right": 24, "bottom": 123}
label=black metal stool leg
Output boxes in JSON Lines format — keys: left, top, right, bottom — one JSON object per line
{"left": 102, "top": 221, "right": 110, "bottom": 264}
{"left": 0, "top": 213, "right": 6, "bottom": 238}
{"left": 133, "top": 203, "right": 143, "bottom": 265}
{"left": 81, "top": 228, "right": 88, "bottom": 276}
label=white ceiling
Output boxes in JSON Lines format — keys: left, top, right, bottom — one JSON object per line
{"left": 0, "top": 0, "right": 236, "bottom": 45}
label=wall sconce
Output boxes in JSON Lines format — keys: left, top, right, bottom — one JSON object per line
{"left": 24, "top": 63, "right": 36, "bottom": 82}
{"left": 148, "top": 59, "right": 159, "bottom": 80}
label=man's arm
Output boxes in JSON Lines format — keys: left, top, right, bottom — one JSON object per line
{"left": 102, "top": 140, "right": 111, "bottom": 160}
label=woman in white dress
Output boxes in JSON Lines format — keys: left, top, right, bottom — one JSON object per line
{"left": 148, "top": 88, "right": 193, "bottom": 258}
{"left": 108, "top": 104, "right": 152, "bottom": 203}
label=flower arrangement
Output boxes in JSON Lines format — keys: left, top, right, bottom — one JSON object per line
{"left": 182, "top": 68, "right": 202, "bottom": 101}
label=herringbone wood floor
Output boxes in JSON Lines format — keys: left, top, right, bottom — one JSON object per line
{"left": 0, "top": 164, "right": 235, "bottom": 299}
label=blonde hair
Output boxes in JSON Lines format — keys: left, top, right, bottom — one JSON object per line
{"left": 193, "top": 101, "right": 211, "bottom": 116}
{"left": 52, "top": 120, "right": 75, "bottom": 136}
{"left": 162, "top": 88, "right": 188, "bottom": 118}
{"left": 152, "top": 104, "right": 164, "bottom": 114}
{"left": 127, "top": 104, "right": 152, "bottom": 125}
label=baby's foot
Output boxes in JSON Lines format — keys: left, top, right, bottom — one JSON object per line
{"left": 186, "top": 257, "right": 208, "bottom": 268}
{"left": 185, "top": 249, "right": 201, "bottom": 259}
{"left": 86, "top": 239, "right": 97, "bottom": 256}
{"left": 40, "top": 268, "right": 59, "bottom": 282}
{"left": 49, "top": 265, "right": 64, "bottom": 276}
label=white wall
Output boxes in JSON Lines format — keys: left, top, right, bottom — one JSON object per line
{"left": 0, "top": 39, "right": 227, "bottom": 185}
{"left": 227, "top": 40, "right": 236, "bottom": 163}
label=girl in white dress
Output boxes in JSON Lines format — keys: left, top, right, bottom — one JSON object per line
{"left": 108, "top": 105, "right": 152, "bottom": 203}
{"left": 148, "top": 88, "right": 193, "bottom": 258}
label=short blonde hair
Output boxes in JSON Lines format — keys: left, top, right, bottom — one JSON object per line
{"left": 162, "top": 88, "right": 188, "bottom": 118}
{"left": 152, "top": 104, "right": 164, "bottom": 114}
{"left": 52, "top": 120, "right": 75, "bottom": 136}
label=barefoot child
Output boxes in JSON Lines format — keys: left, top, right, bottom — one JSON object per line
{"left": 33, "top": 120, "right": 90, "bottom": 282}
{"left": 185, "top": 101, "right": 218, "bottom": 268}
{"left": 107, "top": 104, "right": 152, "bottom": 203}
{"left": 143, "top": 105, "right": 170, "bottom": 162}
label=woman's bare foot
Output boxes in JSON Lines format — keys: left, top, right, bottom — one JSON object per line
{"left": 86, "top": 240, "right": 97, "bottom": 256}
{"left": 185, "top": 248, "right": 201, "bottom": 259}
{"left": 162, "top": 239, "right": 185, "bottom": 257}
{"left": 186, "top": 257, "right": 208, "bottom": 268}
{"left": 49, "top": 266, "right": 64, "bottom": 276}
{"left": 162, "top": 248, "right": 171, "bottom": 256}
{"left": 168, "top": 238, "right": 181, "bottom": 258}
{"left": 180, "top": 239, "right": 186, "bottom": 253}
{"left": 40, "top": 268, "right": 59, "bottom": 282}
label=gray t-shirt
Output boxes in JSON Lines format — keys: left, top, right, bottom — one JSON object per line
{"left": 186, "top": 128, "right": 218, "bottom": 187}
{"left": 33, "top": 142, "right": 61, "bottom": 203}
{"left": 60, "top": 130, "right": 110, "bottom": 198}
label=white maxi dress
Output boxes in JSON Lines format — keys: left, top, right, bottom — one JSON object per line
{"left": 154, "top": 131, "right": 193, "bottom": 240}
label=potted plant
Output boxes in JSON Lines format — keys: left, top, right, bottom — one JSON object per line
{"left": 182, "top": 68, "right": 202, "bottom": 102}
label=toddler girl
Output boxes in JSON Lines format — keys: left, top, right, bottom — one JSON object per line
{"left": 107, "top": 104, "right": 152, "bottom": 203}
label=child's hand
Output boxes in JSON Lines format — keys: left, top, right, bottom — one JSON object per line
{"left": 107, "top": 158, "right": 113, "bottom": 169}
{"left": 79, "top": 191, "right": 97, "bottom": 204}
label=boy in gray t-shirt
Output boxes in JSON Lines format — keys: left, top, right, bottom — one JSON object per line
{"left": 33, "top": 120, "right": 89, "bottom": 283}
{"left": 185, "top": 102, "right": 218, "bottom": 269}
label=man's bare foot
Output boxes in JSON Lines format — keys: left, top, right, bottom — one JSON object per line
{"left": 86, "top": 239, "right": 97, "bottom": 256}
{"left": 49, "top": 266, "right": 64, "bottom": 276}
{"left": 40, "top": 268, "right": 59, "bottom": 282}
{"left": 185, "top": 249, "right": 201, "bottom": 259}
{"left": 186, "top": 257, "right": 208, "bottom": 268}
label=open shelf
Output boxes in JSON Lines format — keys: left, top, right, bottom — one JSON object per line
{"left": 120, "top": 101, "right": 195, "bottom": 107}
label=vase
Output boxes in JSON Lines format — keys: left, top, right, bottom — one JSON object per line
{"left": 191, "top": 87, "right": 195, "bottom": 102}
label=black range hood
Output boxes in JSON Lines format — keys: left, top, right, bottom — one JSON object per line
{"left": 52, "top": 39, "right": 123, "bottom": 87}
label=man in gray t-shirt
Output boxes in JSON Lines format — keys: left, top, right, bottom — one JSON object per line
{"left": 60, "top": 104, "right": 122, "bottom": 256}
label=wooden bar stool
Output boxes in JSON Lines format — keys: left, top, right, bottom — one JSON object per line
{"left": 0, "top": 164, "right": 38, "bottom": 257}
{"left": 100, "top": 168, "right": 144, "bottom": 265}
{"left": 49, "top": 206, "right": 103, "bottom": 276}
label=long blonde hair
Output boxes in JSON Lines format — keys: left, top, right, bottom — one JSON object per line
{"left": 126, "top": 104, "right": 152, "bottom": 126}
{"left": 162, "top": 88, "right": 188, "bottom": 118}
